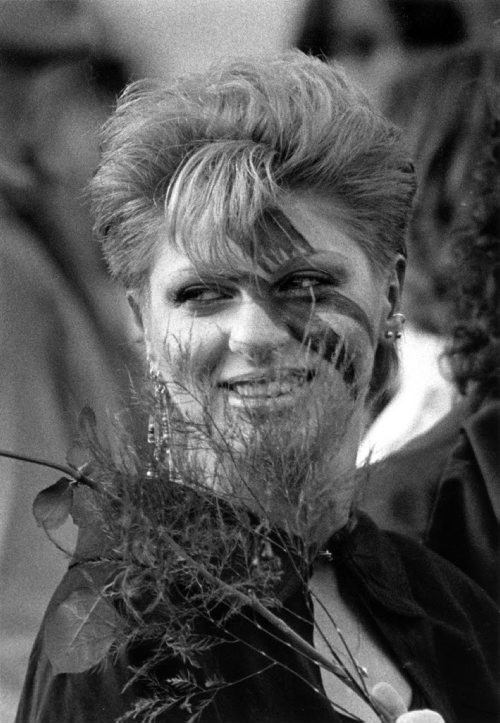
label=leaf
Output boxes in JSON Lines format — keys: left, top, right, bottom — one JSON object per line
{"left": 44, "top": 588, "right": 121, "bottom": 673}
{"left": 32, "top": 478, "right": 74, "bottom": 529}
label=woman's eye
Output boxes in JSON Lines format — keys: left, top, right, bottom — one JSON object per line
{"left": 293, "top": 278, "right": 320, "bottom": 290}
{"left": 276, "top": 273, "right": 330, "bottom": 298}
{"left": 175, "top": 285, "right": 231, "bottom": 305}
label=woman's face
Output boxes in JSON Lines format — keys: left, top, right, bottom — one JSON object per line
{"left": 143, "top": 190, "right": 397, "bottom": 428}
{"left": 141, "top": 190, "right": 398, "bottom": 471}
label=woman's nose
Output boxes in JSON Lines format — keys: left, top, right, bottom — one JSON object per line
{"left": 227, "top": 297, "right": 290, "bottom": 360}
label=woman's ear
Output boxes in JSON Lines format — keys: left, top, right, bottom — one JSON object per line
{"left": 387, "top": 254, "right": 406, "bottom": 316}
{"left": 379, "top": 254, "right": 406, "bottom": 341}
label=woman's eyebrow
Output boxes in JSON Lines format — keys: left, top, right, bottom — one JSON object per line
{"left": 272, "top": 252, "right": 350, "bottom": 280}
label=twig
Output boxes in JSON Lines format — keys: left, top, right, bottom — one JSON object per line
{"left": 0, "top": 449, "right": 99, "bottom": 490}
{"left": 162, "top": 529, "right": 375, "bottom": 703}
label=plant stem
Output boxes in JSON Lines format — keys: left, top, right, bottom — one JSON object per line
{"left": 0, "top": 449, "right": 98, "bottom": 489}
{"left": 162, "top": 530, "right": 377, "bottom": 710}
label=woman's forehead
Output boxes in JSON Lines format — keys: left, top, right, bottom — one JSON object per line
{"left": 157, "top": 207, "right": 313, "bottom": 276}
{"left": 158, "top": 193, "right": 365, "bottom": 277}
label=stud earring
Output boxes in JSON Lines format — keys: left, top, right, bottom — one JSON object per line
{"left": 385, "top": 329, "right": 395, "bottom": 340}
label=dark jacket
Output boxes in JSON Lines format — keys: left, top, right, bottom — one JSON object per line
{"left": 16, "top": 513, "right": 500, "bottom": 723}
{"left": 361, "top": 400, "right": 500, "bottom": 603}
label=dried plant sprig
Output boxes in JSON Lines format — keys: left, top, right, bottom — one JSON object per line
{"left": 0, "top": 339, "right": 384, "bottom": 721}
{"left": 79, "top": 357, "right": 378, "bottom": 717}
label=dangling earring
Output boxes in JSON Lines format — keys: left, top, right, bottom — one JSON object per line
{"left": 146, "top": 412, "right": 157, "bottom": 479}
{"left": 146, "top": 365, "right": 175, "bottom": 480}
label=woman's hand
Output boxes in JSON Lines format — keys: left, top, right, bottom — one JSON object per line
{"left": 370, "top": 682, "right": 444, "bottom": 723}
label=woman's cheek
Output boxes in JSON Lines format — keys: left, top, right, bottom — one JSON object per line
{"left": 315, "top": 310, "right": 374, "bottom": 389}
{"left": 162, "top": 317, "right": 226, "bottom": 387}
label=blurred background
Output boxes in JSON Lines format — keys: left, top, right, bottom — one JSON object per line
{"left": 0, "top": 1, "right": 499, "bottom": 719}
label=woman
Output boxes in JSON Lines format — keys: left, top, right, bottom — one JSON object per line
{"left": 15, "top": 53, "right": 499, "bottom": 723}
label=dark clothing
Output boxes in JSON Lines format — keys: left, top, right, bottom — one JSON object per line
{"left": 16, "top": 513, "right": 500, "bottom": 723}
{"left": 361, "top": 400, "right": 500, "bottom": 603}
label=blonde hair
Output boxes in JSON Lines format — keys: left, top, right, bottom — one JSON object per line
{"left": 91, "top": 51, "right": 415, "bottom": 403}
{"left": 91, "top": 51, "right": 415, "bottom": 291}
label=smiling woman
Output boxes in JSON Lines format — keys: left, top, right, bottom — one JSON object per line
{"left": 14, "top": 52, "right": 499, "bottom": 723}
{"left": 139, "top": 189, "right": 390, "bottom": 537}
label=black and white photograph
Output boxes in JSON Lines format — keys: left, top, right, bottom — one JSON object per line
{"left": 1, "top": 2, "right": 499, "bottom": 721}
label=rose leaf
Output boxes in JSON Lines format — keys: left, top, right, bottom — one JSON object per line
{"left": 44, "top": 588, "right": 120, "bottom": 673}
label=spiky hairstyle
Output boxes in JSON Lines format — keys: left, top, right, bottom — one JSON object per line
{"left": 91, "top": 51, "right": 415, "bottom": 292}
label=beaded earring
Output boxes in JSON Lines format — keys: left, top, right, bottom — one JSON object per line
{"left": 146, "top": 367, "right": 174, "bottom": 480}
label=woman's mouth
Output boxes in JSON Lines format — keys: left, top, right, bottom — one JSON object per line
{"left": 218, "top": 370, "right": 316, "bottom": 406}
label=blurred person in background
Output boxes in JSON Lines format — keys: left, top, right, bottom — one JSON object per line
{"left": 296, "top": 0, "right": 470, "bottom": 105}
{"left": 361, "top": 42, "right": 500, "bottom": 605}
{"left": 0, "top": 0, "right": 138, "bottom": 716}
{"left": 296, "top": 0, "right": 498, "bottom": 462}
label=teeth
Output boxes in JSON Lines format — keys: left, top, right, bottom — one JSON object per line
{"left": 229, "top": 374, "right": 309, "bottom": 398}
